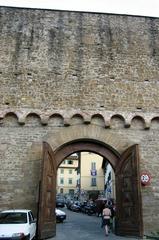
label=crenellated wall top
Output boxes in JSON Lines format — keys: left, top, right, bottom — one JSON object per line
{"left": 0, "top": 108, "right": 159, "bottom": 129}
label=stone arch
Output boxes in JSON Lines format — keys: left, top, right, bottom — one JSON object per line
{"left": 91, "top": 114, "right": 105, "bottom": 127}
{"left": 54, "top": 139, "right": 120, "bottom": 170}
{"left": 110, "top": 114, "right": 125, "bottom": 128}
{"left": 2, "top": 112, "right": 19, "bottom": 126}
{"left": 70, "top": 113, "right": 84, "bottom": 125}
{"left": 38, "top": 124, "right": 143, "bottom": 238}
{"left": 45, "top": 125, "right": 134, "bottom": 155}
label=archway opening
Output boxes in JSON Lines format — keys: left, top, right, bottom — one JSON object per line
{"left": 56, "top": 150, "right": 116, "bottom": 238}
{"left": 56, "top": 151, "right": 116, "bottom": 200}
{"left": 37, "top": 139, "right": 143, "bottom": 239}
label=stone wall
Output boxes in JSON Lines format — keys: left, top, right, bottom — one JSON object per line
{"left": 0, "top": 7, "right": 159, "bottom": 111}
{"left": 0, "top": 6, "right": 159, "bottom": 236}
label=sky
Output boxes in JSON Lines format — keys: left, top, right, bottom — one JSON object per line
{"left": 0, "top": 0, "right": 159, "bottom": 18}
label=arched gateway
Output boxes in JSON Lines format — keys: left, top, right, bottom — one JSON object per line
{"left": 37, "top": 125, "right": 143, "bottom": 239}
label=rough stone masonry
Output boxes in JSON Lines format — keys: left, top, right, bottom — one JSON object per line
{"left": 0, "top": 6, "right": 159, "bottom": 236}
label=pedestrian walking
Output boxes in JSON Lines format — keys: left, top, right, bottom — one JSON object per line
{"left": 108, "top": 201, "right": 116, "bottom": 233}
{"left": 102, "top": 203, "right": 111, "bottom": 237}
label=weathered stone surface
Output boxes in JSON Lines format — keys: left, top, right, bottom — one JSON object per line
{"left": 0, "top": 6, "right": 159, "bottom": 235}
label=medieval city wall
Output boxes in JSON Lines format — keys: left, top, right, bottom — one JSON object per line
{"left": 0, "top": 6, "right": 159, "bottom": 235}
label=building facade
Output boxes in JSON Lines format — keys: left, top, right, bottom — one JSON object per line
{"left": 0, "top": 6, "right": 159, "bottom": 237}
{"left": 103, "top": 162, "right": 116, "bottom": 201}
{"left": 80, "top": 152, "right": 104, "bottom": 200}
{"left": 56, "top": 155, "right": 79, "bottom": 195}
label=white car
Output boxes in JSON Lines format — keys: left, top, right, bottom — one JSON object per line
{"left": 0, "top": 209, "right": 36, "bottom": 240}
{"left": 55, "top": 208, "right": 66, "bottom": 223}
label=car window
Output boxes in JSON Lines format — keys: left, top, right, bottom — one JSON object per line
{"left": 28, "top": 211, "right": 34, "bottom": 223}
{"left": 30, "top": 211, "right": 34, "bottom": 220}
{"left": 28, "top": 212, "right": 32, "bottom": 223}
{"left": 0, "top": 212, "right": 27, "bottom": 224}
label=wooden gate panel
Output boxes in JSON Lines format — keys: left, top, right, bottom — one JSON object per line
{"left": 37, "top": 142, "right": 56, "bottom": 239}
{"left": 115, "top": 144, "right": 143, "bottom": 237}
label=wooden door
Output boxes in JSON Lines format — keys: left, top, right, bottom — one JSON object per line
{"left": 37, "top": 142, "right": 57, "bottom": 239}
{"left": 115, "top": 144, "right": 143, "bottom": 237}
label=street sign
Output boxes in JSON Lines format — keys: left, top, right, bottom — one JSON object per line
{"left": 140, "top": 172, "right": 151, "bottom": 186}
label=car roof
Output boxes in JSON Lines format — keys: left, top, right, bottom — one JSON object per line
{"left": 1, "top": 209, "right": 31, "bottom": 213}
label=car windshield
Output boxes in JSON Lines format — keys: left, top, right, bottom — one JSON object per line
{"left": 0, "top": 212, "right": 27, "bottom": 224}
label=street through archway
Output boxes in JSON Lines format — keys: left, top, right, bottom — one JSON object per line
{"left": 37, "top": 139, "right": 142, "bottom": 238}
{"left": 53, "top": 208, "right": 140, "bottom": 240}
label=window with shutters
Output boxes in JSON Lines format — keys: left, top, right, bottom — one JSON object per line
{"left": 68, "top": 178, "right": 72, "bottom": 185}
{"left": 60, "top": 178, "right": 64, "bottom": 184}
{"left": 91, "top": 177, "right": 96, "bottom": 186}
{"left": 91, "top": 162, "right": 96, "bottom": 170}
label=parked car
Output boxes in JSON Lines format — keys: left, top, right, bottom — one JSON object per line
{"left": 56, "top": 198, "right": 65, "bottom": 208}
{"left": 55, "top": 208, "right": 66, "bottom": 223}
{"left": 0, "top": 209, "right": 36, "bottom": 240}
{"left": 70, "top": 201, "right": 81, "bottom": 212}
{"left": 66, "top": 200, "right": 73, "bottom": 210}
